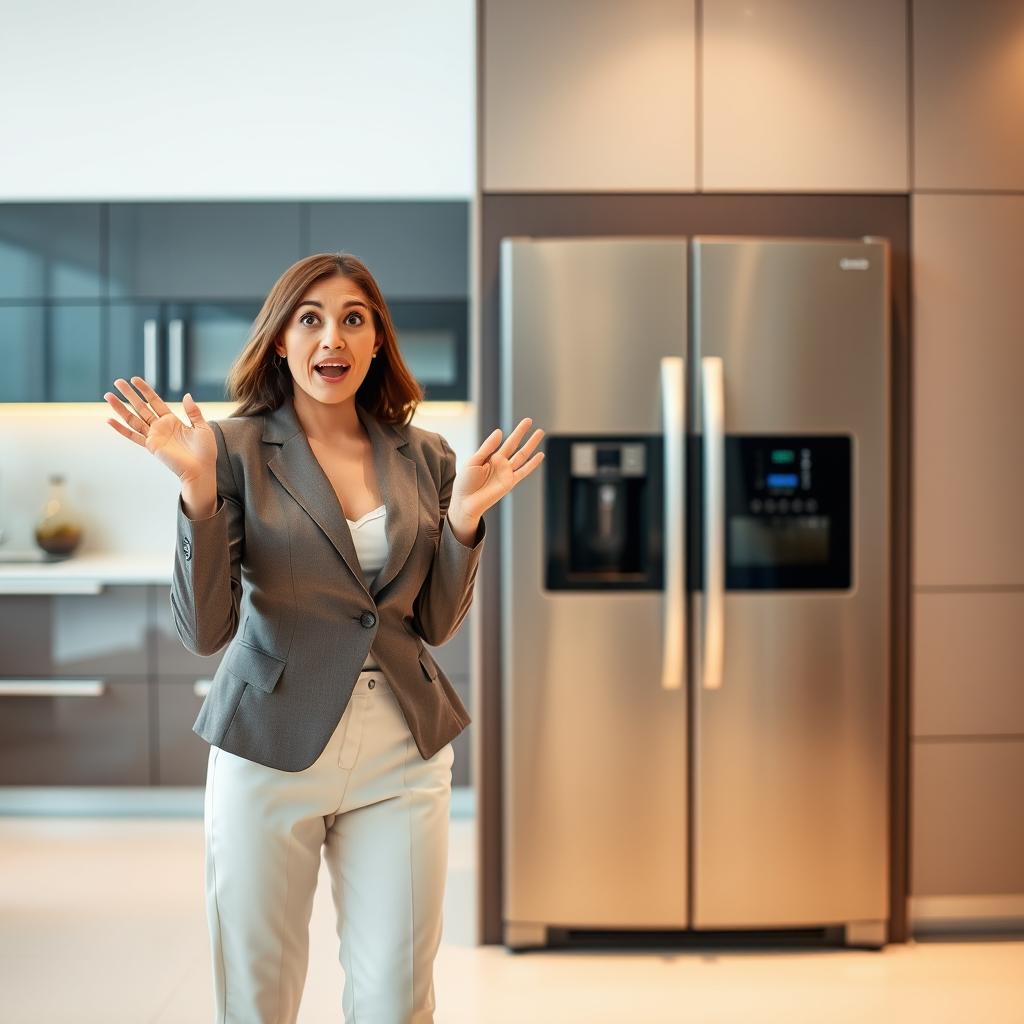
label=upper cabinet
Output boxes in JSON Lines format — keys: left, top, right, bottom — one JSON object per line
{"left": 0, "top": 200, "right": 470, "bottom": 403}
{"left": 701, "top": 0, "right": 908, "bottom": 192}
{"left": 108, "top": 203, "right": 302, "bottom": 301}
{"left": 0, "top": 204, "right": 103, "bottom": 301}
{"left": 913, "top": 0, "right": 1024, "bottom": 191}
{"left": 483, "top": 0, "right": 697, "bottom": 192}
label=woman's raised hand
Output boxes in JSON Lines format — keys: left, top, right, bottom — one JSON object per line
{"left": 103, "top": 377, "right": 217, "bottom": 485}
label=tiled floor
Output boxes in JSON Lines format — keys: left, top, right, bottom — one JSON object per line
{"left": 1, "top": 810, "right": 1022, "bottom": 1023}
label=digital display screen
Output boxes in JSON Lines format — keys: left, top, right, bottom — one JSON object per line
{"left": 730, "top": 515, "right": 830, "bottom": 567}
{"left": 766, "top": 472, "right": 799, "bottom": 489}
{"left": 771, "top": 449, "right": 795, "bottom": 464}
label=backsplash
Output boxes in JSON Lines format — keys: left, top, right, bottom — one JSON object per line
{"left": 0, "top": 401, "right": 480, "bottom": 558}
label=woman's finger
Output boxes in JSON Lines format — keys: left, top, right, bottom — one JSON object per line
{"left": 129, "top": 375, "right": 174, "bottom": 420}
{"left": 105, "top": 415, "right": 147, "bottom": 448}
{"left": 104, "top": 389, "right": 150, "bottom": 434}
{"left": 112, "top": 378, "right": 156, "bottom": 425}
{"left": 508, "top": 428, "right": 545, "bottom": 471}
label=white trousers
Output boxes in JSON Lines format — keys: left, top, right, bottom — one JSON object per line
{"left": 203, "top": 668, "right": 455, "bottom": 1024}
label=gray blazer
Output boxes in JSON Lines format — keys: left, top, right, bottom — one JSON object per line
{"left": 171, "top": 393, "right": 487, "bottom": 771}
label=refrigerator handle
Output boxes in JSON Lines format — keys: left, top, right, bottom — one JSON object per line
{"left": 701, "top": 356, "right": 725, "bottom": 691}
{"left": 659, "top": 357, "right": 686, "bottom": 691}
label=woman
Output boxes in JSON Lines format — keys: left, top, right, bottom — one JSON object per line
{"left": 102, "top": 252, "right": 544, "bottom": 1024}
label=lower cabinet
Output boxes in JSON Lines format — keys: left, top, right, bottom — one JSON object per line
{"left": 0, "top": 582, "right": 475, "bottom": 788}
{"left": 912, "top": 739, "right": 1024, "bottom": 899}
{"left": 155, "top": 675, "right": 218, "bottom": 786}
{"left": 0, "top": 678, "right": 150, "bottom": 785}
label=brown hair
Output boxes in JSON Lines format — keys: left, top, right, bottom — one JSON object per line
{"left": 224, "top": 252, "right": 424, "bottom": 424}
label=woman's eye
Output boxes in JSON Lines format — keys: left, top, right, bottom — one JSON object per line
{"left": 298, "top": 312, "right": 363, "bottom": 326}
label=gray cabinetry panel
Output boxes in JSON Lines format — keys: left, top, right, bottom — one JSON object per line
{"left": 912, "top": 739, "right": 1024, "bottom": 897}
{"left": 155, "top": 676, "right": 215, "bottom": 786}
{"left": 0, "top": 679, "right": 149, "bottom": 785}
{"left": 0, "top": 204, "right": 103, "bottom": 300}
{"left": 307, "top": 201, "right": 469, "bottom": 298}
{"left": 108, "top": 203, "right": 302, "bottom": 300}
{"left": 0, "top": 304, "right": 104, "bottom": 403}
{"left": 0, "top": 587, "right": 148, "bottom": 677}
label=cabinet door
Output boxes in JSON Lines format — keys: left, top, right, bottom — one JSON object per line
{"left": 108, "top": 203, "right": 302, "bottom": 301}
{"left": 155, "top": 676, "right": 217, "bottom": 785}
{"left": 163, "top": 300, "right": 261, "bottom": 402}
{"left": 306, "top": 201, "right": 469, "bottom": 299}
{"left": 0, "top": 679, "right": 150, "bottom": 785}
{"left": 107, "top": 302, "right": 164, "bottom": 393}
{"left": 390, "top": 299, "right": 468, "bottom": 401}
{"left": 0, "top": 203, "right": 103, "bottom": 300}
{"left": 0, "top": 588, "right": 149, "bottom": 677}
{"left": 0, "top": 306, "right": 45, "bottom": 401}
{"left": 0, "top": 304, "right": 102, "bottom": 402}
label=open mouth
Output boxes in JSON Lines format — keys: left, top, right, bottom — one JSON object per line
{"left": 314, "top": 363, "right": 351, "bottom": 382}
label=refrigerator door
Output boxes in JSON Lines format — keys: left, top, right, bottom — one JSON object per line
{"left": 690, "top": 236, "right": 891, "bottom": 929}
{"left": 501, "top": 237, "right": 690, "bottom": 935}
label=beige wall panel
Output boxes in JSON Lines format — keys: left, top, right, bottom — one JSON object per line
{"left": 912, "top": 194, "right": 1024, "bottom": 586}
{"left": 913, "top": 0, "right": 1024, "bottom": 190}
{"left": 912, "top": 739, "right": 1024, "bottom": 897}
{"left": 701, "top": 0, "right": 908, "bottom": 192}
{"left": 913, "top": 591, "right": 1024, "bottom": 737}
{"left": 483, "top": 0, "right": 696, "bottom": 192}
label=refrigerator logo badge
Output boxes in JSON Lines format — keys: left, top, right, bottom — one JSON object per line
{"left": 839, "top": 257, "right": 870, "bottom": 270}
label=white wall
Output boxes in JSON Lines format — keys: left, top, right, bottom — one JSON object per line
{"left": 0, "top": 0, "right": 475, "bottom": 200}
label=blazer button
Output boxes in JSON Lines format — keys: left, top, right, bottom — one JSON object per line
{"left": 182, "top": 537, "right": 192, "bottom": 561}
{"left": 360, "top": 611, "right": 376, "bottom": 628}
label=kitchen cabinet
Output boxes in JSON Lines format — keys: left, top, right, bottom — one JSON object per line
{"left": 0, "top": 581, "right": 473, "bottom": 788}
{"left": 0, "top": 203, "right": 103, "bottom": 301}
{"left": 0, "top": 199, "right": 471, "bottom": 404}
{"left": 0, "top": 304, "right": 103, "bottom": 402}
{"left": 107, "top": 202, "right": 302, "bottom": 301}
{"left": 0, "top": 586, "right": 151, "bottom": 785}
{"left": 108, "top": 299, "right": 261, "bottom": 403}
{"left": 912, "top": 740, "right": 1024, "bottom": 899}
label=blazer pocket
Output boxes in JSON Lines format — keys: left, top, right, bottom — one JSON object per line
{"left": 222, "top": 639, "right": 286, "bottom": 694}
{"left": 418, "top": 645, "right": 439, "bottom": 683}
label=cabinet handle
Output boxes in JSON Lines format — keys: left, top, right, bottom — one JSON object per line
{"left": 0, "top": 680, "right": 106, "bottom": 697}
{"left": 143, "top": 319, "right": 159, "bottom": 389}
{"left": 168, "top": 319, "right": 184, "bottom": 392}
{"left": 0, "top": 581, "right": 104, "bottom": 595}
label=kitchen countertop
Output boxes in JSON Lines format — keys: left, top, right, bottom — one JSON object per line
{"left": 0, "top": 553, "right": 174, "bottom": 593}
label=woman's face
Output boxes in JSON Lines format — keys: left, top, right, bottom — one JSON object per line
{"left": 275, "top": 274, "right": 380, "bottom": 406}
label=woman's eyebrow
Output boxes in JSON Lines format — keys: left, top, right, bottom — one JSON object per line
{"left": 297, "top": 299, "right": 369, "bottom": 311}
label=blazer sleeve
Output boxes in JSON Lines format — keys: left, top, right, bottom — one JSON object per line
{"left": 411, "top": 434, "right": 487, "bottom": 647}
{"left": 169, "top": 420, "right": 245, "bottom": 657}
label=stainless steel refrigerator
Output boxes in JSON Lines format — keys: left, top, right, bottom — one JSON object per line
{"left": 500, "top": 236, "right": 890, "bottom": 950}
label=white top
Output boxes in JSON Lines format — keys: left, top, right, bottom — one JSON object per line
{"left": 347, "top": 504, "right": 387, "bottom": 669}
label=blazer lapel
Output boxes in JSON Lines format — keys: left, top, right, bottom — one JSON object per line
{"left": 262, "top": 394, "right": 419, "bottom": 599}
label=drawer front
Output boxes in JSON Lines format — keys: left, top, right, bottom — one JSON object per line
{"left": 912, "top": 739, "right": 1024, "bottom": 897}
{"left": 0, "top": 587, "right": 149, "bottom": 677}
{"left": 155, "top": 676, "right": 218, "bottom": 786}
{"left": 913, "top": 591, "right": 1024, "bottom": 737}
{"left": 0, "top": 678, "right": 149, "bottom": 784}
